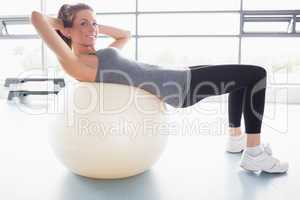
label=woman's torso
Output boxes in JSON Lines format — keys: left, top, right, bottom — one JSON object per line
{"left": 77, "top": 51, "right": 99, "bottom": 69}
{"left": 79, "top": 47, "right": 192, "bottom": 108}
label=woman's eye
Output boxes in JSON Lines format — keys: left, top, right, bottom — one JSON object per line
{"left": 80, "top": 22, "right": 97, "bottom": 27}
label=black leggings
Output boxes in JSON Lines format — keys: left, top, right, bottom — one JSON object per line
{"left": 182, "top": 64, "right": 267, "bottom": 134}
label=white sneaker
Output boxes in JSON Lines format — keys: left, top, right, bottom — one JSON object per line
{"left": 240, "top": 143, "right": 289, "bottom": 173}
{"left": 225, "top": 133, "right": 246, "bottom": 153}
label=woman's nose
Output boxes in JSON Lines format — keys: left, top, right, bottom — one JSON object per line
{"left": 88, "top": 23, "right": 97, "bottom": 31}
{"left": 89, "top": 25, "right": 97, "bottom": 31}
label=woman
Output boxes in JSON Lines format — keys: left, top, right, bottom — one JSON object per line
{"left": 30, "top": 3, "right": 288, "bottom": 173}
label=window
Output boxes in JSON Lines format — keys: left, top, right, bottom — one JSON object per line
{"left": 139, "top": 0, "right": 240, "bottom": 11}
{"left": 241, "top": 10, "right": 300, "bottom": 34}
{"left": 138, "top": 38, "right": 238, "bottom": 67}
{"left": 244, "top": 22, "right": 290, "bottom": 33}
{"left": 243, "top": 0, "right": 300, "bottom": 10}
{"left": 139, "top": 13, "right": 239, "bottom": 35}
{"left": 241, "top": 38, "right": 300, "bottom": 84}
{"left": 0, "top": 39, "right": 42, "bottom": 79}
{"left": 297, "top": 15, "right": 300, "bottom": 32}
{"left": 96, "top": 14, "right": 135, "bottom": 35}
{"left": 0, "top": 1, "right": 40, "bottom": 15}
{"left": 46, "top": 0, "right": 136, "bottom": 14}
{"left": 0, "top": 17, "right": 36, "bottom": 35}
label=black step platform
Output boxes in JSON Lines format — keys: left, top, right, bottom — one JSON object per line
{"left": 4, "top": 78, "right": 65, "bottom": 101}
{"left": 8, "top": 90, "right": 59, "bottom": 101}
{"left": 4, "top": 78, "right": 65, "bottom": 88}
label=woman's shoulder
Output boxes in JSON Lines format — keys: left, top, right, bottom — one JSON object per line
{"left": 77, "top": 52, "right": 99, "bottom": 69}
{"left": 96, "top": 46, "right": 119, "bottom": 55}
{"left": 77, "top": 47, "right": 119, "bottom": 68}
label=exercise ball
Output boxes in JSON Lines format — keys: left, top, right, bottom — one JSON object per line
{"left": 48, "top": 81, "right": 170, "bottom": 179}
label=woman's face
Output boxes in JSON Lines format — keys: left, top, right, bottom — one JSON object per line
{"left": 66, "top": 9, "right": 98, "bottom": 47}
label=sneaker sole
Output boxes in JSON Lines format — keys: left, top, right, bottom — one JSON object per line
{"left": 240, "top": 164, "right": 261, "bottom": 172}
{"left": 226, "top": 146, "right": 244, "bottom": 153}
{"left": 240, "top": 163, "right": 288, "bottom": 173}
{"left": 226, "top": 149, "right": 244, "bottom": 153}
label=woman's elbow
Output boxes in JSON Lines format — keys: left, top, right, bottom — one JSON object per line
{"left": 30, "top": 11, "right": 42, "bottom": 24}
{"left": 31, "top": 11, "right": 42, "bottom": 17}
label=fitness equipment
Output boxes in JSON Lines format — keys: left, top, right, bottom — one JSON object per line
{"left": 4, "top": 77, "right": 170, "bottom": 179}
{"left": 47, "top": 81, "right": 170, "bottom": 179}
{"left": 4, "top": 78, "right": 65, "bottom": 101}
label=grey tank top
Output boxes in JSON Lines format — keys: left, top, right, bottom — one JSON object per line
{"left": 94, "top": 47, "right": 191, "bottom": 108}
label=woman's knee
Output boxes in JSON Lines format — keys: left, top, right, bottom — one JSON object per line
{"left": 255, "top": 65, "right": 267, "bottom": 78}
{"left": 244, "top": 65, "right": 267, "bottom": 79}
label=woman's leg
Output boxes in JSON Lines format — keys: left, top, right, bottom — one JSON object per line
{"left": 228, "top": 89, "right": 243, "bottom": 136}
{"left": 184, "top": 64, "right": 288, "bottom": 173}
{"left": 228, "top": 82, "right": 261, "bottom": 147}
{"left": 185, "top": 64, "right": 267, "bottom": 138}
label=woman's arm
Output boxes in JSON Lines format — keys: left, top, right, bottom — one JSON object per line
{"left": 30, "top": 11, "right": 77, "bottom": 63}
{"left": 44, "top": 14, "right": 64, "bottom": 31}
{"left": 98, "top": 24, "right": 131, "bottom": 49}
{"left": 30, "top": 11, "right": 95, "bottom": 81}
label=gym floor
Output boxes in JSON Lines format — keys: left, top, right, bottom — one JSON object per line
{"left": 0, "top": 99, "right": 297, "bottom": 200}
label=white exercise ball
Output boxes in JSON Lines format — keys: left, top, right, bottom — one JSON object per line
{"left": 48, "top": 81, "right": 169, "bottom": 179}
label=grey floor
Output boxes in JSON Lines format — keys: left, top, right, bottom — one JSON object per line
{"left": 0, "top": 98, "right": 298, "bottom": 200}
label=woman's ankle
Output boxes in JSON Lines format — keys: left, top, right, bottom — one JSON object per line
{"left": 229, "top": 127, "right": 242, "bottom": 137}
{"left": 246, "top": 133, "right": 261, "bottom": 147}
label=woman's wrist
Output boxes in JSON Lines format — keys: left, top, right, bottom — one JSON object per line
{"left": 98, "top": 24, "right": 131, "bottom": 39}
